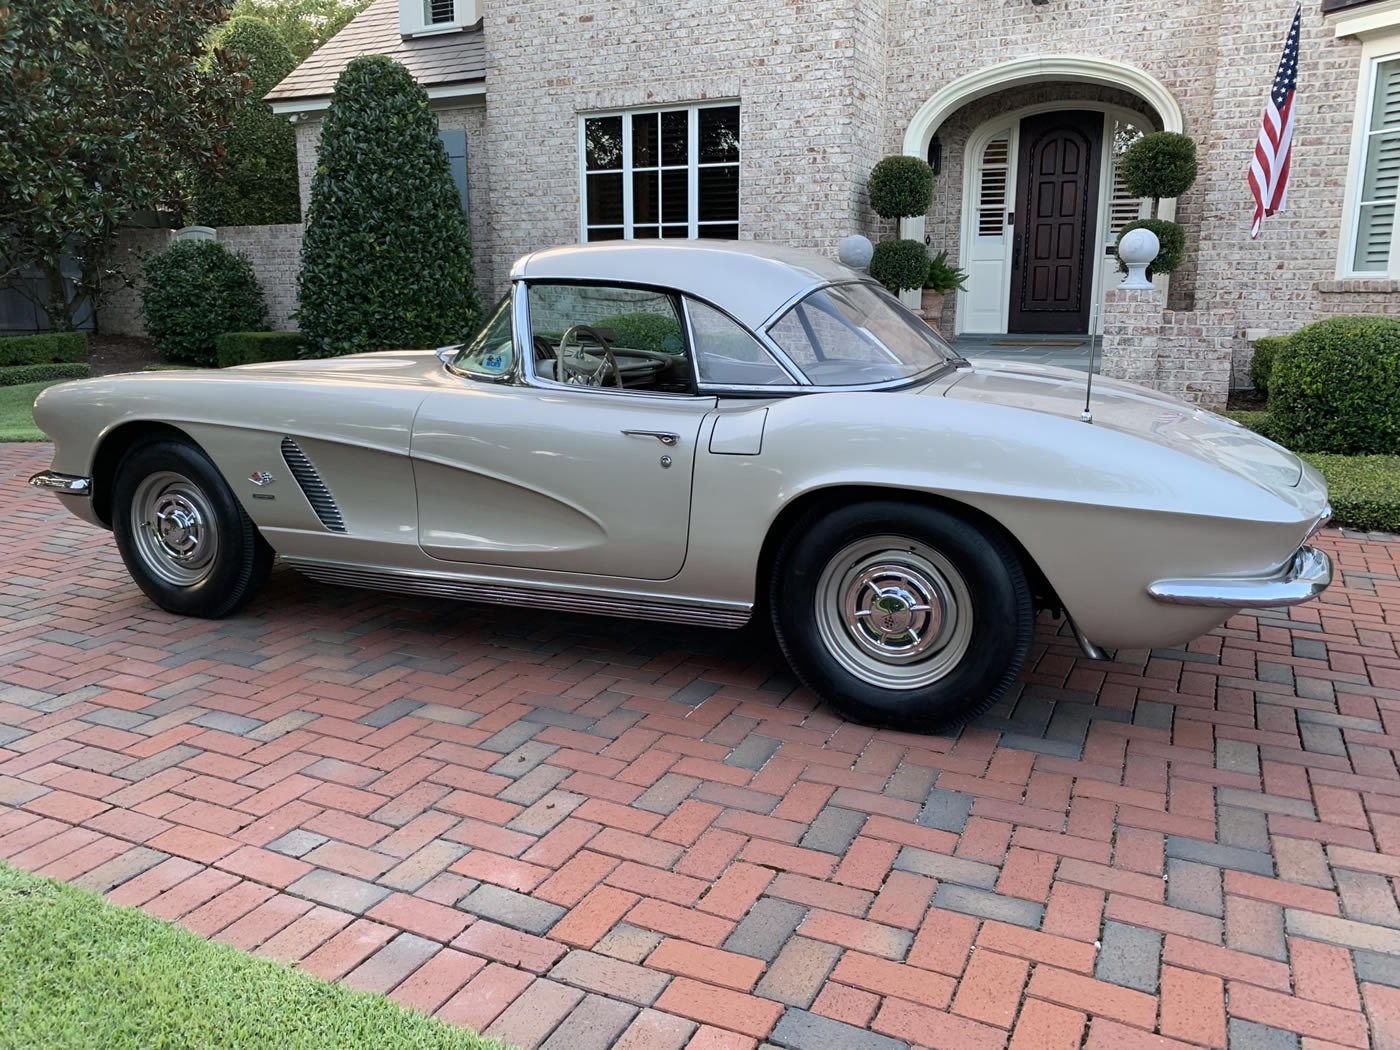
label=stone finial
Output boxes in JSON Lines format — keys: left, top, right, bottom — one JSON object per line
{"left": 1117, "top": 227, "right": 1159, "bottom": 289}
{"left": 838, "top": 234, "right": 874, "bottom": 271}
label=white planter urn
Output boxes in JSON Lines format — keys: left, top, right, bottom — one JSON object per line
{"left": 1117, "top": 227, "right": 1160, "bottom": 289}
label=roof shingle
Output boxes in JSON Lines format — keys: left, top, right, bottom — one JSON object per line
{"left": 265, "top": 0, "right": 485, "bottom": 104}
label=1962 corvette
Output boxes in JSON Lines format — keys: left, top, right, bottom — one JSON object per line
{"left": 29, "top": 241, "right": 1332, "bottom": 728}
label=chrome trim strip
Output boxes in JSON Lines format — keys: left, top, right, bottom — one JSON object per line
{"left": 1306, "top": 503, "right": 1333, "bottom": 541}
{"left": 29, "top": 471, "right": 91, "bottom": 496}
{"left": 1147, "top": 545, "right": 1332, "bottom": 608}
{"left": 284, "top": 559, "right": 753, "bottom": 629}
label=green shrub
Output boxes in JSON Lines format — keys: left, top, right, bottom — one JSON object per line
{"left": 141, "top": 240, "right": 268, "bottom": 366}
{"left": 1119, "top": 132, "right": 1198, "bottom": 200}
{"left": 867, "top": 156, "right": 934, "bottom": 220}
{"left": 594, "top": 313, "right": 684, "bottom": 355}
{"left": 0, "top": 332, "right": 88, "bottom": 367}
{"left": 1248, "top": 335, "right": 1289, "bottom": 397}
{"left": 1270, "top": 315, "right": 1400, "bottom": 455}
{"left": 1115, "top": 218, "right": 1186, "bottom": 279}
{"left": 298, "top": 56, "right": 481, "bottom": 359}
{"left": 869, "top": 239, "right": 930, "bottom": 293}
{"left": 1224, "top": 410, "right": 1284, "bottom": 444}
{"left": 0, "top": 362, "right": 90, "bottom": 387}
{"left": 215, "top": 331, "right": 305, "bottom": 367}
{"left": 1301, "top": 454, "right": 1400, "bottom": 534}
{"left": 924, "top": 250, "right": 968, "bottom": 293}
{"left": 193, "top": 18, "right": 300, "bottom": 226}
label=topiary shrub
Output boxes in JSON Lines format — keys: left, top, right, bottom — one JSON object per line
{"left": 215, "top": 331, "right": 305, "bottom": 367}
{"left": 1115, "top": 218, "right": 1186, "bottom": 279}
{"left": 867, "top": 156, "right": 934, "bottom": 221}
{"left": 1119, "top": 132, "right": 1198, "bottom": 200}
{"left": 141, "top": 240, "right": 267, "bottom": 366}
{"left": 0, "top": 362, "right": 90, "bottom": 387}
{"left": 193, "top": 18, "right": 300, "bottom": 226}
{"left": 0, "top": 332, "right": 87, "bottom": 366}
{"left": 298, "top": 55, "right": 481, "bottom": 359}
{"left": 594, "top": 313, "right": 684, "bottom": 355}
{"left": 1248, "top": 335, "right": 1289, "bottom": 398}
{"left": 1270, "top": 316, "right": 1400, "bottom": 455}
{"left": 869, "top": 239, "right": 930, "bottom": 293}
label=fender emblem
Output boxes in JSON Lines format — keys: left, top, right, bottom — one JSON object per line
{"left": 249, "top": 471, "right": 274, "bottom": 486}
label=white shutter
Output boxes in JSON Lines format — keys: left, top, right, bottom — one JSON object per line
{"left": 1105, "top": 121, "right": 1149, "bottom": 255}
{"left": 1353, "top": 57, "right": 1400, "bottom": 273}
{"left": 976, "top": 136, "right": 1009, "bottom": 238}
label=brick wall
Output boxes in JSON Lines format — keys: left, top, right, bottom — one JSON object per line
{"left": 1099, "top": 287, "right": 1234, "bottom": 407}
{"left": 100, "top": 225, "right": 302, "bottom": 337}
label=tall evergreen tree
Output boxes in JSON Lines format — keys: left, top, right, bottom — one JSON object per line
{"left": 297, "top": 56, "right": 479, "bottom": 357}
{"left": 194, "top": 17, "right": 300, "bottom": 225}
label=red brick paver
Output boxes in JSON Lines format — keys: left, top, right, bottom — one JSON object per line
{"left": 3, "top": 442, "right": 1400, "bottom": 1049}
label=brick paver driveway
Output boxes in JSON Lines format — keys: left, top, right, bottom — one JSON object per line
{"left": 3, "top": 442, "right": 1400, "bottom": 1050}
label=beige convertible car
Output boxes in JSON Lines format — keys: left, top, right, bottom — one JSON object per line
{"left": 30, "top": 242, "right": 1332, "bottom": 729}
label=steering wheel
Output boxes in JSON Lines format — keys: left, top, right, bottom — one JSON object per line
{"left": 555, "top": 325, "right": 622, "bottom": 388}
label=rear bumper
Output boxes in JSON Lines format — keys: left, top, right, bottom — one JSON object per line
{"left": 29, "top": 471, "right": 91, "bottom": 496}
{"left": 1147, "top": 544, "right": 1332, "bottom": 609}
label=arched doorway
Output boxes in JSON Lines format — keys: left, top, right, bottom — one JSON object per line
{"left": 898, "top": 57, "right": 1183, "bottom": 336}
{"left": 958, "top": 103, "right": 1155, "bottom": 335}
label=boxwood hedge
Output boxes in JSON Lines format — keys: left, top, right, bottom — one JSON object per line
{"left": 1269, "top": 315, "right": 1400, "bottom": 455}
{"left": 0, "top": 362, "right": 90, "bottom": 387}
{"left": 0, "top": 332, "right": 88, "bottom": 367}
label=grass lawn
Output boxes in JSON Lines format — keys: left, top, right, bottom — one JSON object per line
{"left": 0, "top": 863, "right": 505, "bottom": 1050}
{"left": 0, "top": 380, "right": 62, "bottom": 442}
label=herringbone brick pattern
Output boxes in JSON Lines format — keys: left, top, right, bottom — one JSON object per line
{"left": 3, "top": 442, "right": 1400, "bottom": 1050}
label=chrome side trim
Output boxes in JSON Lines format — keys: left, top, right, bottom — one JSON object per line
{"left": 280, "top": 438, "right": 347, "bottom": 533}
{"left": 29, "top": 471, "right": 91, "bottom": 496}
{"left": 1147, "top": 545, "right": 1332, "bottom": 609}
{"left": 284, "top": 559, "right": 753, "bottom": 629}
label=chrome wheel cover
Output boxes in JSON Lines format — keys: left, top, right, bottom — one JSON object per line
{"left": 129, "top": 471, "right": 220, "bottom": 587}
{"left": 814, "top": 534, "right": 974, "bottom": 690}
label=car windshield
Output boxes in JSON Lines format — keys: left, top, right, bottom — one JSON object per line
{"left": 767, "top": 281, "right": 960, "bottom": 387}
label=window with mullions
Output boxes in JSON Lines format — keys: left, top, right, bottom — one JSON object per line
{"left": 582, "top": 104, "right": 739, "bottom": 242}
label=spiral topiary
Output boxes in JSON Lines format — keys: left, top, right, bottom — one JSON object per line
{"left": 1118, "top": 132, "right": 1198, "bottom": 201}
{"left": 867, "top": 156, "right": 934, "bottom": 220}
{"left": 1114, "top": 218, "right": 1186, "bottom": 279}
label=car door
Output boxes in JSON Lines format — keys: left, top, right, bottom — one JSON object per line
{"left": 412, "top": 283, "right": 715, "bottom": 581}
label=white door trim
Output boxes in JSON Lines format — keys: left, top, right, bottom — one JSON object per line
{"left": 954, "top": 102, "right": 1157, "bottom": 336}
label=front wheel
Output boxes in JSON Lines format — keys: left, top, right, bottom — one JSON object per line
{"left": 770, "top": 501, "right": 1033, "bottom": 731}
{"left": 111, "top": 438, "right": 273, "bottom": 618}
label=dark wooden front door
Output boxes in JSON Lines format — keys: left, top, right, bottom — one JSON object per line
{"left": 1008, "top": 111, "right": 1102, "bottom": 334}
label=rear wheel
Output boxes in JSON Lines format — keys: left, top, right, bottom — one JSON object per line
{"left": 111, "top": 438, "right": 273, "bottom": 618}
{"left": 770, "top": 500, "right": 1032, "bottom": 730}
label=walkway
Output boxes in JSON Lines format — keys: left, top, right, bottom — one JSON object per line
{"left": 2, "top": 443, "right": 1399, "bottom": 1049}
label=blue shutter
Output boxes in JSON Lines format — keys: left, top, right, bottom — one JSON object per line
{"left": 439, "top": 129, "right": 469, "bottom": 213}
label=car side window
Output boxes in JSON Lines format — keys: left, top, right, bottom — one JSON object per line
{"left": 527, "top": 283, "right": 695, "bottom": 394}
{"left": 686, "top": 299, "right": 795, "bottom": 386}
{"left": 450, "top": 294, "right": 515, "bottom": 379}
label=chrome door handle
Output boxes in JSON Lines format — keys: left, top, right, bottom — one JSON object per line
{"left": 621, "top": 429, "right": 679, "bottom": 446}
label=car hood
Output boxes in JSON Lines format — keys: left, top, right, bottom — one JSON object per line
{"left": 232, "top": 349, "right": 447, "bottom": 385}
{"left": 942, "top": 359, "right": 1303, "bottom": 489}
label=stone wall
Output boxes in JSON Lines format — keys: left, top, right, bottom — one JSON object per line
{"left": 98, "top": 227, "right": 172, "bottom": 338}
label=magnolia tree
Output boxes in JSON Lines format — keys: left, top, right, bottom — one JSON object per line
{"left": 229, "top": 0, "right": 371, "bottom": 62}
{"left": 0, "top": 0, "right": 247, "bottom": 330}
{"left": 297, "top": 56, "right": 481, "bottom": 358}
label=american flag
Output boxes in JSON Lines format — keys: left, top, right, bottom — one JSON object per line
{"left": 1249, "top": 4, "right": 1301, "bottom": 239}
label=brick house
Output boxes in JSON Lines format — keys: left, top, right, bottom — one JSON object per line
{"left": 264, "top": 0, "right": 1400, "bottom": 403}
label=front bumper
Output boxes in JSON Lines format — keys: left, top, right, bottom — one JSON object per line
{"left": 1147, "top": 544, "right": 1332, "bottom": 608}
{"left": 29, "top": 470, "right": 91, "bottom": 496}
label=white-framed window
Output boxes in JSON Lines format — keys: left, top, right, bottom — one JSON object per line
{"left": 580, "top": 103, "right": 740, "bottom": 242}
{"left": 1340, "top": 29, "right": 1400, "bottom": 278}
{"left": 399, "top": 0, "right": 478, "bottom": 38}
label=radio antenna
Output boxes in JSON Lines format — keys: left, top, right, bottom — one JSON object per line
{"left": 1082, "top": 295, "right": 1103, "bottom": 423}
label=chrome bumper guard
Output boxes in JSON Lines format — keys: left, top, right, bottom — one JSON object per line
{"left": 1147, "top": 545, "right": 1332, "bottom": 609}
{"left": 29, "top": 471, "right": 91, "bottom": 496}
